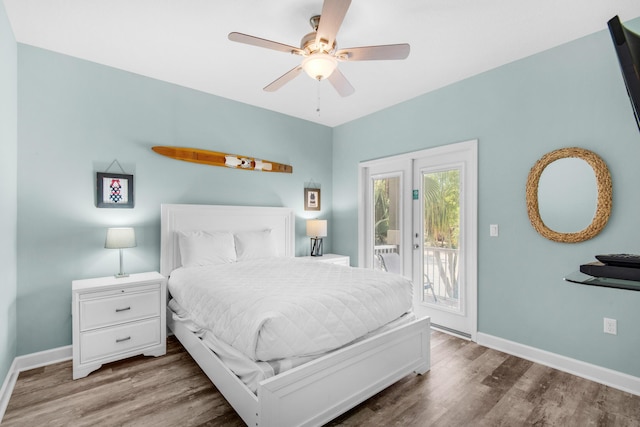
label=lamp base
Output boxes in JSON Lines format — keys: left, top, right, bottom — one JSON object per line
{"left": 310, "top": 237, "right": 323, "bottom": 257}
{"left": 114, "top": 249, "right": 129, "bottom": 278}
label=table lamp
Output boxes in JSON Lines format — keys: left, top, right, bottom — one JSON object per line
{"left": 105, "top": 227, "right": 136, "bottom": 278}
{"left": 306, "top": 219, "right": 327, "bottom": 257}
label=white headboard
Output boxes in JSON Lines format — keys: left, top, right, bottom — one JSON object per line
{"left": 160, "top": 204, "right": 295, "bottom": 277}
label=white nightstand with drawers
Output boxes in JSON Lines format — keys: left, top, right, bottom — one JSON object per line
{"left": 72, "top": 271, "right": 166, "bottom": 379}
{"left": 298, "top": 253, "right": 350, "bottom": 266}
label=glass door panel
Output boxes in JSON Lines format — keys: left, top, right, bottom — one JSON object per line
{"left": 360, "top": 157, "right": 410, "bottom": 274}
{"left": 372, "top": 175, "right": 402, "bottom": 273}
{"left": 422, "top": 169, "right": 461, "bottom": 313}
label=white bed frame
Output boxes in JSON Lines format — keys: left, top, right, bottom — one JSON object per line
{"left": 160, "top": 204, "right": 430, "bottom": 427}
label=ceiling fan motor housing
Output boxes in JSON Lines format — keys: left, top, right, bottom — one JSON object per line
{"left": 301, "top": 31, "right": 335, "bottom": 55}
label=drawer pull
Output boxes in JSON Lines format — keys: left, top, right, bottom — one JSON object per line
{"left": 116, "top": 336, "right": 131, "bottom": 343}
{"left": 115, "top": 307, "right": 131, "bottom": 313}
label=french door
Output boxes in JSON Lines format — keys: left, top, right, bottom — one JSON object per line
{"left": 412, "top": 142, "right": 477, "bottom": 338}
{"left": 359, "top": 140, "right": 477, "bottom": 339}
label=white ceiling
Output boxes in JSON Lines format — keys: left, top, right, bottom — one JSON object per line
{"left": 4, "top": 0, "right": 640, "bottom": 127}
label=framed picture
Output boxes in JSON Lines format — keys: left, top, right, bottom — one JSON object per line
{"left": 96, "top": 172, "right": 134, "bottom": 208}
{"left": 304, "top": 188, "right": 321, "bottom": 211}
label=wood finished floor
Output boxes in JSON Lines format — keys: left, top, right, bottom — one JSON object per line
{"left": 3, "top": 331, "right": 639, "bottom": 426}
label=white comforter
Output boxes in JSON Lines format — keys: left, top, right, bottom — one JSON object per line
{"left": 168, "top": 257, "right": 413, "bottom": 361}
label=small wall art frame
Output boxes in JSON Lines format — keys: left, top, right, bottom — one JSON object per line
{"left": 96, "top": 172, "right": 134, "bottom": 208}
{"left": 304, "top": 188, "right": 321, "bottom": 211}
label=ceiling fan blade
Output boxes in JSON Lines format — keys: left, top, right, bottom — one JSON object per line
{"left": 315, "top": 0, "right": 352, "bottom": 49}
{"left": 328, "top": 68, "right": 355, "bottom": 97}
{"left": 336, "top": 44, "right": 410, "bottom": 61}
{"left": 229, "top": 32, "right": 303, "bottom": 55}
{"left": 264, "top": 66, "right": 303, "bottom": 92}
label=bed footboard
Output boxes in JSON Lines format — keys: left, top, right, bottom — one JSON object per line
{"left": 257, "top": 316, "right": 431, "bottom": 427}
{"left": 169, "top": 306, "right": 430, "bottom": 427}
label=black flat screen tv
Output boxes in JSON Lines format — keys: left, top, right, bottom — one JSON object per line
{"left": 608, "top": 16, "right": 640, "bottom": 131}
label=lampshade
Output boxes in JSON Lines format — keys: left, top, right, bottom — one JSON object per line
{"left": 105, "top": 227, "right": 137, "bottom": 249}
{"left": 302, "top": 53, "right": 337, "bottom": 80}
{"left": 306, "top": 219, "right": 327, "bottom": 238}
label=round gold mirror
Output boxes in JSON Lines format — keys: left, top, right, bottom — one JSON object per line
{"left": 526, "top": 147, "right": 612, "bottom": 243}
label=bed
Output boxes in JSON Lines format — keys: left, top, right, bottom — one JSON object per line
{"left": 160, "top": 204, "right": 431, "bottom": 427}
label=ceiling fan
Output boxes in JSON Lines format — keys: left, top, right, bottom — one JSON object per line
{"left": 228, "top": 0, "right": 410, "bottom": 97}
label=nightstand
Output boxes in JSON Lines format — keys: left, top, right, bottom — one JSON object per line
{"left": 299, "top": 253, "right": 350, "bottom": 266}
{"left": 72, "top": 271, "right": 166, "bottom": 379}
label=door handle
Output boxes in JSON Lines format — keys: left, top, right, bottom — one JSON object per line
{"left": 413, "top": 244, "right": 420, "bottom": 249}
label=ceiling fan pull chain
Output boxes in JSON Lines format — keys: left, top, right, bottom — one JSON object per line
{"left": 316, "top": 79, "right": 322, "bottom": 116}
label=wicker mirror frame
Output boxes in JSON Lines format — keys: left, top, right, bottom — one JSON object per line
{"left": 526, "top": 147, "right": 612, "bottom": 243}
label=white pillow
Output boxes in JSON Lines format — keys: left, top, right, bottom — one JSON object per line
{"left": 234, "top": 229, "right": 278, "bottom": 261}
{"left": 178, "top": 231, "right": 236, "bottom": 267}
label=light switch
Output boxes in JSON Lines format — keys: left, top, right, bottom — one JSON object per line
{"left": 490, "top": 224, "right": 499, "bottom": 237}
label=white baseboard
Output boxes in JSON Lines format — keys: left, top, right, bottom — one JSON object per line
{"left": 12, "top": 345, "right": 72, "bottom": 372}
{"left": 0, "top": 345, "right": 71, "bottom": 422}
{"left": 476, "top": 332, "right": 640, "bottom": 397}
{"left": 0, "top": 358, "right": 18, "bottom": 424}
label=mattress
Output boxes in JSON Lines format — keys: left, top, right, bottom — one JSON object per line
{"left": 168, "top": 299, "right": 415, "bottom": 393}
{"left": 168, "top": 257, "right": 413, "bottom": 361}
{"left": 167, "top": 257, "right": 414, "bottom": 391}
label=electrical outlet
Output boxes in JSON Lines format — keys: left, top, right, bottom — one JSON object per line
{"left": 604, "top": 318, "right": 617, "bottom": 335}
{"left": 489, "top": 224, "right": 499, "bottom": 237}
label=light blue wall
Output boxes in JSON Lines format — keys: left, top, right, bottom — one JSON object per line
{"left": 333, "top": 22, "right": 640, "bottom": 377}
{"left": 10, "top": 16, "right": 640, "bottom": 383}
{"left": 16, "top": 45, "right": 333, "bottom": 355}
{"left": 0, "top": 1, "right": 17, "bottom": 387}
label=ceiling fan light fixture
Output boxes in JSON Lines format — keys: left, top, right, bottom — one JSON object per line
{"left": 302, "top": 53, "right": 337, "bottom": 80}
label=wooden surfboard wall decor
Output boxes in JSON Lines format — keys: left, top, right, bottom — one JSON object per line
{"left": 152, "top": 146, "right": 293, "bottom": 174}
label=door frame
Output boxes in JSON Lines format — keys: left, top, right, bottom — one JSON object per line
{"left": 358, "top": 140, "right": 478, "bottom": 341}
